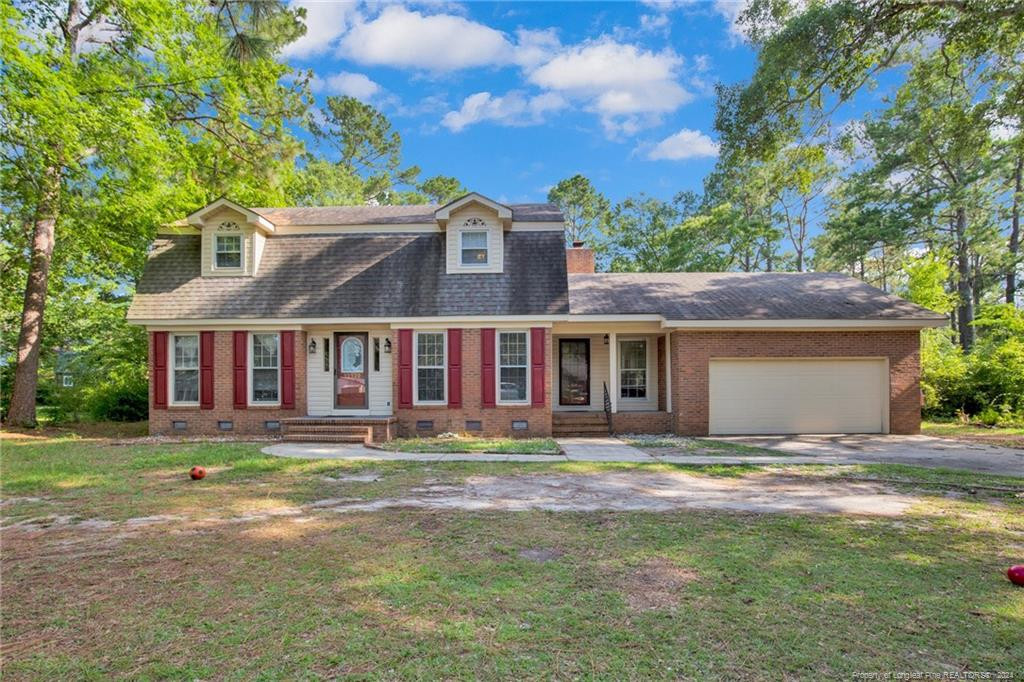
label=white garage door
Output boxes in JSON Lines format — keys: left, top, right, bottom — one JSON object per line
{"left": 709, "top": 359, "right": 888, "bottom": 435}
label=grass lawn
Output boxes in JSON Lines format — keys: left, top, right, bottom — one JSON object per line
{"left": 622, "top": 433, "right": 790, "bottom": 456}
{"left": 386, "top": 436, "right": 560, "bottom": 454}
{"left": 922, "top": 420, "right": 1024, "bottom": 448}
{"left": 2, "top": 433, "right": 1022, "bottom": 679}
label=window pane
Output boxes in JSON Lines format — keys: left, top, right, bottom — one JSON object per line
{"left": 174, "top": 335, "right": 199, "bottom": 369}
{"left": 417, "top": 368, "right": 445, "bottom": 402}
{"left": 216, "top": 235, "right": 241, "bottom": 268}
{"left": 620, "top": 340, "right": 645, "bottom": 369}
{"left": 461, "top": 231, "right": 488, "bottom": 265}
{"left": 253, "top": 334, "right": 278, "bottom": 369}
{"left": 174, "top": 369, "right": 199, "bottom": 403}
{"left": 416, "top": 333, "right": 444, "bottom": 368}
{"left": 500, "top": 367, "right": 527, "bottom": 401}
{"left": 499, "top": 332, "right": 527, "bottom": 366}
{"left": 252, "top": 368, "right": 278, "bottom": 402}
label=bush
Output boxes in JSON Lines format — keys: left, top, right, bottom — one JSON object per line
{"left": 921, "top": 305, "right": 1024, "bottom": 424}
{"left": 83, "top": 371, "right": 149, "bottom": 422}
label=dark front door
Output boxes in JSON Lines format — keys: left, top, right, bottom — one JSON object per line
{"left": 335, "top": 332, "right": 368, "bottom": 409}
{"left": 559, "top": 339, "right": 590, "bottom": 406}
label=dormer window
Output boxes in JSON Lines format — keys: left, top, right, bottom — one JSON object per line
{"left": 215, "top": 229, "right": 242, "bottom": 269}
{"left": 460, "top": 220, "right": 489, "bottom": 266}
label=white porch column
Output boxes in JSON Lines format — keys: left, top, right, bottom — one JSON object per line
{"left": 664, "top": 331, "right": 672, "bottom": 413}
{"left": 608, "top": 331, "right": 618, "bottom": 413}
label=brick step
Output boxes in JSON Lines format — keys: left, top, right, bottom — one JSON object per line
{"left": 553, "top": 426, "right": 610, "bottom": 435}
{"left": 282, "top": 424, "right": 370, "bottom": 433}
{"left": 283, "top": 432, "right": 368, "bottom": 444}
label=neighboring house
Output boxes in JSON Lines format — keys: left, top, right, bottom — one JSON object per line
{"left": 127, "top": 193, "right": 946, "bottom": 442}
{"left": 55, "top": 350, "right": 76, "bottom": 388}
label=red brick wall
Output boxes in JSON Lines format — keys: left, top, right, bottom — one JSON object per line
{"left": 612, "top": 411, "right": 672, "bottom": 434}
{"left": 393, "top": 328, "right": 553, "bottom": 437}
{"left": 670, "top": 330, "right": 921, "bottom": 436}
{"left": 148, "top": 330, "right": 307, "bottom": 435}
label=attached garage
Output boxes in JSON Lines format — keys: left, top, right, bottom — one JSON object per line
{"left": 708, "top": 358, "right": 889, "bottom": 435}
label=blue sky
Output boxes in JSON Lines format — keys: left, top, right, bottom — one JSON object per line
{"left": 282, "top": 1, "right": 758, "bottom": 205}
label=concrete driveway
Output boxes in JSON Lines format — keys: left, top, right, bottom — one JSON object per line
{"left": 712, "top": 434, "right": 1024, "bottom": 476}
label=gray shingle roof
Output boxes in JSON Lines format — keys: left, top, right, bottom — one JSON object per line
{"left": 128, "top": 232, "right": 570, "bottom": 320}
{"left": 568, "top": 272, "right": 944, "bottom": 320}
{"left": 249, "top": 203, "right": 562, "bottom": 226}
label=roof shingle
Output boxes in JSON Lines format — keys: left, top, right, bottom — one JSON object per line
{"left": 128, "top": 232, "right": 570, "bottom": 320}
{"left": 567, "top": 272, "right": 943, "bottom": 320}
{"left": 248, "top": 203, "right": 562, "bottom": 226}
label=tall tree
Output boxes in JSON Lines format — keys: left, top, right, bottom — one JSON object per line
{"left": 2, "top": 0, "right": 307, "bottom": 425}
{"left": 547, "top": 175, "right": 610, "bottom": 246}
{"left": 716, "top": 0, "right": 1024, "bottom": 158}
{"left": 417, "top": 175, "right": 467, "bottom": 204}
{"left": 815, "top": 51, "right": 1007, "bottom": 350}
{"left": 310, "top": 96, "right": 420, "bottom": 202}
{"left": 765, "top": 145, "right": 836, "bottom": 272}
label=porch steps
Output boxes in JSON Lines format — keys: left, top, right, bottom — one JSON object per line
{"left": 552, "top": 412, "right": 610, "bottom": 437}
{"left": 281, "top": 417, "right": 394, "bottom": 444}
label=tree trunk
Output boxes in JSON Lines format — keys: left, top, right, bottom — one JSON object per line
{"left": 6, "top": 0, "right": 79, "bottom": 426}
{"left": 1008, "top": 155, "right": 1021, "bottom": 305}
{"left": 954, "top": 206, "right": 974, "bottom": 351}
{"left": 7, "top": 177, "right": 60, "bottom": 426}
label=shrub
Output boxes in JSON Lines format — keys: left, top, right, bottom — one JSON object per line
{"left": 82, "top": 367, "right": 149, "bottom": 422}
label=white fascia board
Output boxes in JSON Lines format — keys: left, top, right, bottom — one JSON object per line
{"left": 434, "top": 192, "right": 513, "bottom": 229}
{"left": 130, "top": 315, "right": 563, "bottom": 330}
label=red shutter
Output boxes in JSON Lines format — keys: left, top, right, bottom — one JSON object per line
{"left": 481, "top": 328, "right": 496, "bottom": 408}
{"left": 152, "top": 331, "right": 168, "bottom": 409}
{"left": 530, "top": 327, "right": 546, "bottom": 407}
{"left": 398, "top": 329, "right": 413, "bottom": 408}
{"left": 281, "top": 331, "right": 295, "bottom": 409}
{"left": 447, "top": 329, "right": 462, "bottom": 408}
{"left": 233, "top": 331, "right": 247, "bottom": 409}
{"left": 200, "top": 331, "right": 215, "bottom": 409}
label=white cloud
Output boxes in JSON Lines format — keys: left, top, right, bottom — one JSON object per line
{"left": 513, "top": 27, "right": 562, "bottom": 69}
{"left": 713, "top": 0, "right": 751, "bottom": 42}
{"left": 314, "top": 71, "right": 382, "bottom": 100}
{"left": 441, "top": 90, "right": 567, "bottom": 132}
{"left": 528, "top": 39, "right": 692, "bottom": 135}
{"left": 339, "top": 5, "right": 514, "bottom": 71}
{"left": 646, "top": 128, "right": 719, "bottom": 160}
{"left": 281, "top": 0, "right": 356, "bottom": 59}
{"left": 638, "top": 13, "right": 671, "bottom": 35}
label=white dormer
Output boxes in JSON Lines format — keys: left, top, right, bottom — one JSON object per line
{"left": 438, "top": 194, "right": 506, "bottom": 274}
{"left": 186, "top": 198, "right": 276, "bottom": 277}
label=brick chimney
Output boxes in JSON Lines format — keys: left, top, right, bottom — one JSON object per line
{"left": 566, "top": 241, "right": 595, "bottom": 274}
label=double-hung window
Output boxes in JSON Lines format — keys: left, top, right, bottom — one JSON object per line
{"left": 215, "top": 234, "right": 242, "bottom": 269}
{"left": 619, "top": 339, "right": 647, "bottom": 399}
{"left": 460, "top": 231, "right": 488, "bottom": 266}
{"left": 172, "top": 334, "right": 200, "bottom": 404}
{"left": 415, "top": 332, "right": 446, "bottom": 403}
{"left": 498, "top": 331, "right": 528, "bottom": 402}
{"left": 251, "top": 333, "right": 280, "bottom": 404}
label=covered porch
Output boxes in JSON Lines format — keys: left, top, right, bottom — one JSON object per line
{"left": 550, "top": 323, "right": 673, "bottom": 435}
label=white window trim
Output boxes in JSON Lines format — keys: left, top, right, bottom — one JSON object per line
{"left": 62, "top": 374, "right": 74, "bottom": 388}
{"left": 413, "top": 330, "right": 447, "bottom": 405}
{"left": 169, "top": 332, "right": 200, "bottom": 406}
{"left": 459, "top": 229, "right": 489, "bottom": 267}
{"left": 618, "top": 337, "right": 649, "bottom": 401}
{"left": 497, "top": 329, "right": 531, "bottom": 405}
{"left": 213, "top": 233, "right": 243, "bottom": 271}
{"left": 249, "top": 332, "right": 281, "bottom": 406}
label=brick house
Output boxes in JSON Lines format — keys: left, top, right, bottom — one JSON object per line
{"left": 127, "top": 193, "right": 945, "bottom": 442}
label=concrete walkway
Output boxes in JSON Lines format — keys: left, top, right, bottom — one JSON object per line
{"left": 264, "top": 438, "right": 825, "bottom": 466}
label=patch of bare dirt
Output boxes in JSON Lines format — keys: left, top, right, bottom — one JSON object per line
{"left": 518, "top": 547, "right": 564, "bottom": 562}
{"left": 621, "top": 557, "right": 699, "bottom": 611}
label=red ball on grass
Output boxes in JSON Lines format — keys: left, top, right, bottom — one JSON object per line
{"left": 1009, "top": 565, "right": 1024, "bottom": 587}
{"left": 189, "top": 466, "right": 206, "bottom": 481}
